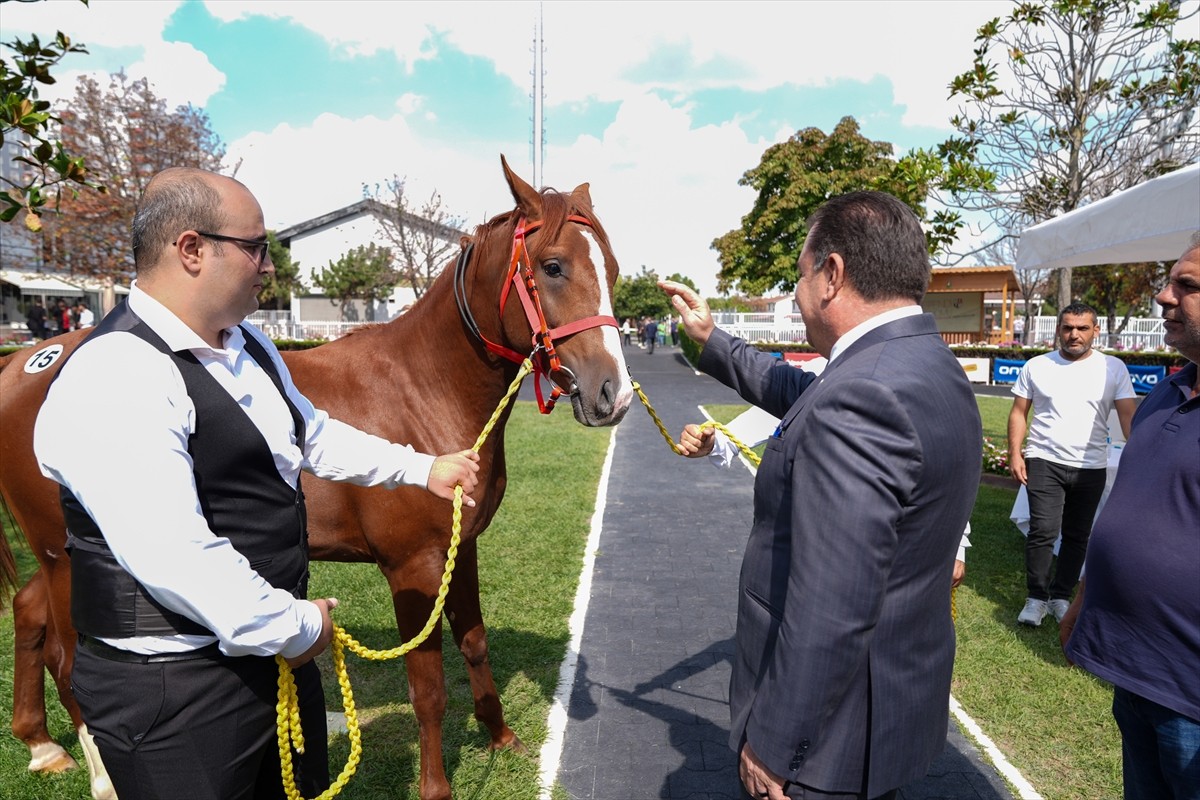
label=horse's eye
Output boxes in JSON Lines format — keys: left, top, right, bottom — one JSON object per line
{"left": 543, "top": 261, "right": 563, "bottom": 278}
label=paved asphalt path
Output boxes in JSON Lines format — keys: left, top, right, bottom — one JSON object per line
{"left": 550, "top": 342, "right": 1019, "bottom": 800}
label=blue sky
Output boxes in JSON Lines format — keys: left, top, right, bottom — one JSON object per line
{"left": 5, "top": 0, "right": 1021, "bottom": 295}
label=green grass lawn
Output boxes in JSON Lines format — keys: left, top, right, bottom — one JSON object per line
{"left": 0, "top": 396, "right": 1121, "bottom": 800}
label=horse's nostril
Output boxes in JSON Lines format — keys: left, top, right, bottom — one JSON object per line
{"left": 597, "top": 378, "right": 614, "bottom": 417}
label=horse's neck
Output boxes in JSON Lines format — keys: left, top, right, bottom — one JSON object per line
{"left": 384, "top": 247, "right": 523, "bottom": 427}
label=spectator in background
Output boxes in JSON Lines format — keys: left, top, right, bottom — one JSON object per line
{"left": 671, "top": 317, "right": 679, "bottom": 347}
{"left": 56, "top": 299, "right": 73, "bottom": 334}
{"left": 1061, "top": 236, "right": 1200, "bottom": 799}
{"left": 26, "top": 299, "right": 48, "bottom": 340}
{"left": 1008, "top": 302, "right": 1136, "bottom": 627}
{"left": 621, "top": 317, "right": 633, "bottom": 346}
{"left": 76, "top": 300, "right": 96, "bottom": 329}
{"left": 1014, "top": 314, "right": 1026, "bottom": 345}
{"left": 644, "top": 317, "right": 659, "bottom": 354}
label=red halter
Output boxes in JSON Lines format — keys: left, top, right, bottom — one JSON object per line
{"left": 469, "top": 214, "right": 618, "bottom": 413}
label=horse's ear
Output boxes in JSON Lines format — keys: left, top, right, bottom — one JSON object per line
{"left": 571, "top": 182, "right": 593, "bottom": 210}
{"left": 501, "top": 154, "right": 542, "bottom": 221}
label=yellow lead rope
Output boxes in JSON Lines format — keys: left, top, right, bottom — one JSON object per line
{"left": 275, "top": 359, "right": 534, "bottom": 800}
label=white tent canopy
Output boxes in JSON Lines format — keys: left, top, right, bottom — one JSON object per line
{"left": 1015, "top": 162, "right": 1200, "bottom": 271}
{"left": 0, "top": 270, "right": 84, "bottom": 294}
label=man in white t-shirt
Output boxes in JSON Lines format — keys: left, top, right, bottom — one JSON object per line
{"left": 1008, "top": 302, "right": 1136, "bottom": 627}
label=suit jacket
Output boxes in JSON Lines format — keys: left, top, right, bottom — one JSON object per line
{"left": 699, "top": 314, "right": 981, "bottom": 797}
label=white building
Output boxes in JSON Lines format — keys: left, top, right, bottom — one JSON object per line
{"left": 274, "top": 199, "right": 463, "bottom": 325}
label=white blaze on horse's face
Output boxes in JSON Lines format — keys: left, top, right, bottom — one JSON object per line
{"left": 582, "top": 228, "right": 635, "bottom": 415}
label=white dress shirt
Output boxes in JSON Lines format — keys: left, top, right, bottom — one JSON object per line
{"left": 35, "top": 284, "right": 435, "bottom": 657}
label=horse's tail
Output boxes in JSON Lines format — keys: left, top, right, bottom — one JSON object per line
{"left": 0, "top": 351, "right": 25, "bottom": 606}
{"left": 0, "top": 491, "right": 22, "bottom": 610}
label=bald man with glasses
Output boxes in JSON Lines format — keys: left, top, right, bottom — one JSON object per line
{"left": 35, "top": 167, "right": 481, "bottom": 800}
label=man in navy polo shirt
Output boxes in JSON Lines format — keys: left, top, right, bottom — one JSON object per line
{"left": 1061, "top": 235, "right": 1200, "bottom": 799}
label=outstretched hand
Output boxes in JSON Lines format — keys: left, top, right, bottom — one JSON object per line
{"left": 658, "top": 280, "right": 715, "bottom": 347}
{"left": 427, "top": 450, "right": 481, "bottom": 507}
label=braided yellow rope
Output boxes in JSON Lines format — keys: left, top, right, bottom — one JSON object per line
{"left": 633, "top": 380, "right": 958, "bottom": 621}
{"left": 632, "top": 380, "right": 761, "bottom": 466}
{"left": 275, "top": 359, "right": 534, "bottom": 800}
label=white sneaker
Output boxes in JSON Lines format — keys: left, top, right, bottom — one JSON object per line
{"left": 1018, "top": 598, "right": 1048, "bottom": 627}
{"left": 1048, "top": 599, "right": 1071, "bottom": 623}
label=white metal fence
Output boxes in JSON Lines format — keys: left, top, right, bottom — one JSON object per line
{"left": 245, "top": 310, "right": 379, "bottom": 341}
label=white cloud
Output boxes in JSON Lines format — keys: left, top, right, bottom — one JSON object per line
{"left": 3, "top": 0, "right": 183, "bottom": 48}
{"left": 127, "top": 41, "right": 225, "bottom": 108}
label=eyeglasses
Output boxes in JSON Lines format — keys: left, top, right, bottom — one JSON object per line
{"left": 194, "top": 231, "right": 271, "bottom": 267}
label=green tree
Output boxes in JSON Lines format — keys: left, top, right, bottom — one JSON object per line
{"left": 0, "top": 1, "right": 102, "bottom": 230}
{"left": 1076, "top": 261, "right": 1170, "bottom": 346}
{"left": 707, "top": 295, "right": 755, "bottom": 313}
{"left": 312, "top": 243, "right": 397, "bottom": 321}
{"left": 614, "top": 266, "right": 671, "bottom": 322}
{"left": 258, "top": 231, "right": 305, "bottom": 310}
{"left": 945, "top": 0, "right": 1199, "bottom": 309}
{"left": 664, "top": 272, "right": 697, "bottom": 292}
{"left": 712, "top": 117, "right": 988, "bottom": 296}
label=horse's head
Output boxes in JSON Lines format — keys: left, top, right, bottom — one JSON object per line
{"left": 459, "top": 156, "right": 632, "bottom": 426}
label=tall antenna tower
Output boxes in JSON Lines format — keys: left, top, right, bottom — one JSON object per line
{"left": 530, "top": 2, "right": 545, "bottom": 188}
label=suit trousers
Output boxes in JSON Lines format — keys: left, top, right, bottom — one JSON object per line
{"left": 1024, "top": 457, "right": 1107, "bottom": 601}
{"left": 71, "top": 638, "right": 330, "bottom": 800}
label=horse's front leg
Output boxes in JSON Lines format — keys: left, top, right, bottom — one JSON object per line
{"left": 443, "top": 540, "right": 523, "bottom": 753}
{"left": 388, "top": 564, "right": 453, "bottom": 800}
{"left": 11, "top": 570, "right": 79, "bottom": 774}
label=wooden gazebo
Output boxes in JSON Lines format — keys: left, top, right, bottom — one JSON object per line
{"left": 924, "top": 266, "right": 1021, "bottom": 345}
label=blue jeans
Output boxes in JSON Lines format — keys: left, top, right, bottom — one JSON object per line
{"left": 1113, "top": 686, "right": 1200, "bottom": 799}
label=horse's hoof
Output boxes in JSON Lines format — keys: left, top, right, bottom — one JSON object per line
{"left": 493, "top": 731, "right": 527, "bottom": 755}
{"left": 28, "top": 741, "right": 79, "bottom": 773}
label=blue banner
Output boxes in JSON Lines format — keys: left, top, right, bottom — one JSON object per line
{"left": 1127, "top": 364, "right": 1167, "bottom": 395}
{"left": 992, "top": 358, "right": 1025, "bottom": 384}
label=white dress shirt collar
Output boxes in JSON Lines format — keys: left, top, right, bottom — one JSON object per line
{"left": 128, "top": 281, "right": 246, "bottom": 358}
{"left": 828, "top": 304, "right": 922, "bottom": 364}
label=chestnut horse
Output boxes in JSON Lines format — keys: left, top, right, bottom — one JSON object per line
{"left": 0, "top": 156, "right": 633, "bottom": 800}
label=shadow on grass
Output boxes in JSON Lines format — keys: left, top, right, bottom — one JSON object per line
{"left": 313, "top": 621, "right": 570, "bottom": 799}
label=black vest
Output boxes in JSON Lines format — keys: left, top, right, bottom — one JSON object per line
{"left": 59, "top": 300, "right": 311, "bottom": 638}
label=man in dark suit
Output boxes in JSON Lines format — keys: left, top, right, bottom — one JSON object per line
{"left": 661, "top": 190, "right": 981, "bottom": 800}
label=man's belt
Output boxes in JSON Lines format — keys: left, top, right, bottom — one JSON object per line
{"left": 77, "top": 634, "right": 223, "bottom": 664}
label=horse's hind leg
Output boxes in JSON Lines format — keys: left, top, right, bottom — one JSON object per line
{"left": 11, "top": 570, "right": 78, "bottom": 774}
{"left": 443, "top": 541, "right": 523, "bottom": 753}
